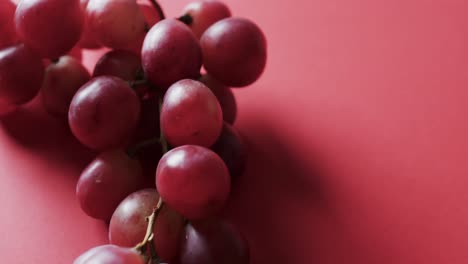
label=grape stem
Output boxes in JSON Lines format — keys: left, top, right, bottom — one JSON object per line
{"left": 178, "top": 14, "right": 193, "bottom": 25}
{"left": 134, "top": 197, "right": 164, "bottom": 252}
{"left": 149, "top": 0, "right": 166, "bottom": 20}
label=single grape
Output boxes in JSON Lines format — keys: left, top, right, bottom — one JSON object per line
{"left": 199, "top": 74, "right": 237, "bottom": 124}
{"left": 0, "top": 1, "right": 18, "bottom": 50}
{"left": 15, "top": 0, "right": 84, "bottom": 59}
{"left": 69, "top": 76, "right": 141, "bottom": 150}
{"left": 86, "top": 0, "right": 146, "bottom": 49}
{"left": 156, "top": 145, "right": 230, "bottom": 220}
{"left": 74, "top": 245, "right": 144, "bottom": 264}
{"left": 181, "top": 0, "right": 231, "bottom": 39}
{"left": 109, "top": 189, "right": 184, "bottom": 262}
{"left": 161, "top": 79, "right": 222, "bottom": 147}
{"left": 177, "top": 219, "right": 250, "bottom": 264}
{"left": 93, "top": 50, "right": 142, "bottom": 81}
{"left": 78, "top": 0, "right": 102, "bottom": 49}
{"left": 0, "top": 44, "right": 44, "bottom": 107}
{"left": 122, "top": 2, "right": 163, "bottom": 55}
{"left": 40, "top": 56, "right": 90, "bottom": 118}
{"left": 201, "top": 17, "right": 267, "bottom": 87}
{"left": 76, "top": 150, "right": 144, "bottom": 221}
{"left": 211, "top": 123, "right": 247, "bottom": 179}
{"left": 142, "top": 19, "right": 202, "bottom": 89}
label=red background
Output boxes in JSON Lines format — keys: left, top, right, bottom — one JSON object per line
{"left": 2, "top": 0, "right": 468, "bottom": 263}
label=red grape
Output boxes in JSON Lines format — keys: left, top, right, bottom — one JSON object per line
{"left": 199, "top": 74, "right": 237, "bottom": 124}
{"left": 211, "top": 123, "right": 247, "bottom": 179}
{"left": 40, "top": 56, "right": 90, "bottom": 118}
{"left": 0, "top": 44, "right": 44, "bottom": 106}
{"left": 142, "top": 19, "right": 202, "bottom": 89}
{"left": 86, "top": 0, "right": 146, "bottom": 49}
{"left": 181, "top": 0, "right": 231, "bottom": 39}
{"left": 93, "top": 50, "right": 142, "bottom": 81}
{"left": 123, "top": 2, "right": 163, "bottom": 55}
{"left": 0, "top": 1, "right": 18, "bottom": 50}
{"left": 74, "top": 245, "right": 144, "bottom": 264}
{"left": 201, "top": 17, "right": 267, "bottom": 87}
{"left": 161, "top": 79, "right": 223, "bottom": 147}
{"left": 109, "top": 189, "right": 184, "bottom": 262}
{"left": 156, "top": 145, "right": 230, "bottom": 220}
{"left": 68, "top": 45, "right": 83, "bottom": 61}
{"left": 15, "top": 0, "right": 84, "bottom": 59}
{"left": 177, "top": 219, "right": 249, "bottom": 264}
{"left": 78, "top": 0, "right": 102, "bottom": 49}
{"left": 76, "top": 150, "right": 144, "bottom": 221}
{"left": 69, "top": 76, "right": 141, "bottom": 150}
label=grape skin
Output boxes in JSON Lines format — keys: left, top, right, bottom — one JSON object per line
{"left": 156, "top": 145, "right": 230, "bottom": 220}
{"left": 182, "top": 0, "right": 231, "bottom": 39}
{"left": 0, "top": 1, "right": 18, "bottom": 50}
{"left": 68, "top": 76, "right": 141, "bottom": 150}
{"left": 0, "top": 44, "right": 44, "bottom": 107}
{"left": 123, "top": 2, "right": 163, "bottom": 55}
{"left": 201, "top": 17, "right": 267, "bottom": 87}
{"left": 211, "top": 123, "right": 247, "bottom": 179}
{"left": 78, "top": 0, "right": 102, "bottom": 49}
{"left": 161, "top": 79, "right": 223, "bottom": 147}
{"left": 86, "top": 0, "right": 146, "bottom": 49}
{"left": 93, "top": 50, "right": 142, "bottom": 81}
{"left": 15, "top": 0, "right": 84, "bottom": 59}
{"left": 142, "top": 19, "right": 202, "bottom": 89}
{"left": 76, "top": 150, "right": 144, "bottom": 221}
{"left": 74, "top": 245, "right": 145, "bottom": 264}
{"left": 199, "top": 74, "right": 237, "bottom": 124}
{"left": 109, "top": 189, "right": 185, "bottom": 262}
{"left": 40, "top": 56, "right": 90, "bottom": 118}
{"left": 177, "top": 219, "right": 250, "bottom": 264}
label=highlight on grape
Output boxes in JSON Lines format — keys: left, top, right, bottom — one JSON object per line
{"left": 0, "top": 0, "right": 267, "bottom": 263}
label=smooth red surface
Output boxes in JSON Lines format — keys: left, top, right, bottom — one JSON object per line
{"left": 1, "top": 0, "right": 468, "bottom": 263}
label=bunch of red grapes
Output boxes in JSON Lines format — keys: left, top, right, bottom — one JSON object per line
{"left": 0, "top": 0, "right": 267, "bottom": 263}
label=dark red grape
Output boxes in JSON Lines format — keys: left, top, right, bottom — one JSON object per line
{"left": 199, "top": 74, "right": 237, "bottom": 124}
{"left": 201, "top": 17, "right": 267, "bottom": 87}
{"left": 74, "top": 244, "right": 145, "bottom": 264}
{"left": 0, "top": 1, "right": 19, "bottom": 49}
{"left": 142, "top": 19, "right": 202, "bottom": 89}
{"left": 177, "top": 219, "right": 250, "bottom": 264}
{"left": 156, "top": 145, "right": 230, "bottom": 220}
{"left": 86, "top": 0, "right": 146, "bottom": 49}
{"left": 76, "top": 150, "right": 144, "bottom": 221}
{"left": 211, "top": 123, "right": 247, "bottom": 179}
{"left": 109, "top": 189, "right": 184, "bottom": 262}
{"left": 0, "top": 44, "right": 44, "bottom": 107}
{"left": 15, "top": 0, "right": 84, "bottom": 59}
{"left": 161, "top": 79, "right": 223, "bottom": 147}
{"left": 40, "top": 56, "right": 90, "bottom": 118}
{"left": 182, "top": 0, "right": 231, "bottom": 39}
{"left": 69, "top": 76, "right": 141, "bottom": 150}
{"left": 93, "top": 50, "right": 142, "bottom": 81}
